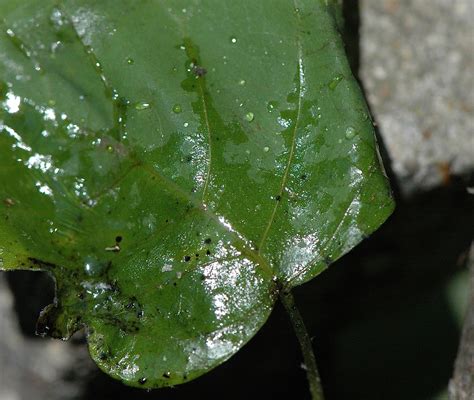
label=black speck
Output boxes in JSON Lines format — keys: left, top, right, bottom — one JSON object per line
{"left": 195, "top": 253, "right": 200, "bottom": 258}
{"left": 115, "top": 236, "right": 122, "bottom": 243}
{"left": 185, "top": 155, "right": 193, "bottom": 162}
{"left": 206, "top": 250, "right": 211, "bottom": 256}
{"left": 184, "top": 255, "right": 191, "bottom": 262}
{"left": 300, "top": 174, "right": 307, "bottom": 180}
{"left": 173, "top": 282, "right": 177, "bottom": 286}
{"left": 275, "top": 195, "right": 281, "bottom": 201}
{"left": 162, "top": 372, "right": 171, "bottom": 378}
{"left": 138, "top": 377, "right": 147, "bottom": 385}
{"left": 204, "top": 238, "right": 212, "bottom": 244}
{"left": 193, "top": 65, "right": 207, "bottom": 77}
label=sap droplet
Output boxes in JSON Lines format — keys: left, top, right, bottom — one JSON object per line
{"left": 135, "top": 102, "right": 150, "bottom": 110}
{"left": 230, "top": 36, "right": 237, "bottom": 44}
{"left": 245, "top": 112, "right": 254, "bottom": 122}
{"left": 183, "top": 122, "right": 189, "bottom": 128}
{"left": 328, "top": 74, "right": 344, "bottom": 90}
{"left": 238, "top": 79, "right": 246, "bottom": 86}
{"left": 173, "top": 104, "right": 182, "bottom": 113}
{"left": 263, "top": 146, "right": 270, "bottom": 152}
{"left": 345, "top": 126, "right": 357, "bottom": 139}
{"left": 126, "top": 58, "right": 134, "bottom": 65}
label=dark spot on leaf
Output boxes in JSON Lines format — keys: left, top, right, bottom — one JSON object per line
{"left": 300, "top": 174, "right": 307, "bottom": 180}
{"left": 193, "top": 65, "right": 207, "bottom": 77}
{"left": 184, "top": 255, "right": 191, "bottom": 262}
{"left": 115, "top": 236, "right": 122, "bottom": 243}
{"left": 27, "top": 257, "right": 58, "bottom": 270}
{"left": 204, "top": 238, "right": 211, "bottom": 244}
{"left": 162, "top": 372, "right": 171, "bottom": 378}
{"left": 185, "top": 155, "right": 193, "bottom": 162}
{"left": 275, "top": 195, "right": 281, "bottom": 201}
{"left": 138, "top": 377, "right": 147, "bottom": 385}
{"left": 206, "top": 250, "right": 211, "bottom": 256}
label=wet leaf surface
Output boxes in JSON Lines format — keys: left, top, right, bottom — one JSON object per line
{"left": 0, "top": 0, "right": 394, "bottom": 388}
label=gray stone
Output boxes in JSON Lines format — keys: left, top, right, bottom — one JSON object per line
{"left": 360, "top": 0, "right": 474, "bottom": 195}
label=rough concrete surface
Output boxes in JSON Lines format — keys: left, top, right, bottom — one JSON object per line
{"left": 361, "top": 0, "right": 474, "bottom": 195}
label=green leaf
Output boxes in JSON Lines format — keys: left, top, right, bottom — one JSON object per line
{"left": 0, "top": 0, "right": 394, "bottom": 389}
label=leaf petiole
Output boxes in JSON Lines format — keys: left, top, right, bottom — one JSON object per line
{"left": 279, "top": 288, "right": 325, "bottom": 400}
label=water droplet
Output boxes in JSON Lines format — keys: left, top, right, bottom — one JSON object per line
{"left": 230, "top": 37, "right": 237, "bottom": 44}
{"left": 345, "top": 126, "right": 357, "bottom": 139}
{"left": 183, "top": 122, "right": 189, "bottom": 127}
{"left": 173, "top": 104, "right": 182, "bottom": 113}
{"left": 135, "top": 102, "right": 150, "bottom": 110}
{"left": 244, "top": 112, "right": 254, "bottom": 122}
{"left": 126, "top": 57, "right": 134, "bottom": 65}
{"left": 263, "top": 146, "right": 270, "bottom": 152}
{"left": 328, "top": 74, "right": 344, "bottom": 90}
{"left": 267, "top": 101, "right": 278, "bottom": 112}
{"left": 238, "top": 79, "right": 246, "bottom": 86}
